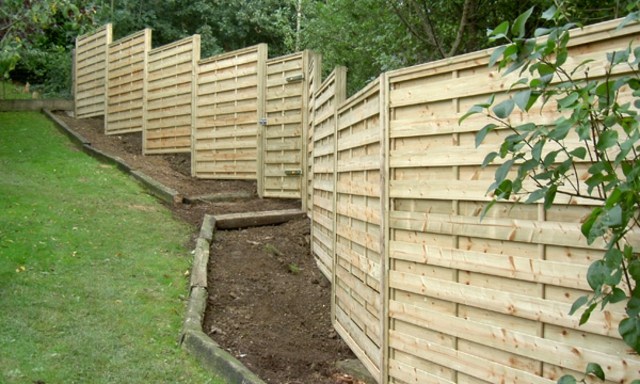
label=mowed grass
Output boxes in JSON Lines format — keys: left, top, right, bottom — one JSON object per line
{"left": 0, "top": 112, "right": 223, "bottom": 383}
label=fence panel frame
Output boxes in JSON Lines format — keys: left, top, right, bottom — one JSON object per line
{"left": 105, "top": 28, "right": 151, "bottom": 135}
{"left": 305, "top": 52, "right": 323, "bottom": 214}
{"left": 310, "top": 66, "right": 347, "bottom": 282}
{"left": 332, "top": 75, "right": 386, "bottom": 383}
{"left": 382, "top": 18, "right": 640, "bottom": 384}
{"left": 144, "top": 34, "right": 200, "bottom": 155}
{"left": 74, "top": 24, "right": 112, "bottom": 119}
{"left": 260, "top": 51, "right": 309, "bottom": 199}
{"left": 193, "top": 44, "right": 267, "bottom": 180}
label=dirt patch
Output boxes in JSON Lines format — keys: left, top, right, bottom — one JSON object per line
{"left": 53, "top": 112, "right": 359, "bottom": 384}
{"left": 205, "top": 218, "right": 355, "bottom": 384}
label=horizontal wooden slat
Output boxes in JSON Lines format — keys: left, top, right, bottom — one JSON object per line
{"left": 389, "top": 270, "right": 623, "bottom": 338}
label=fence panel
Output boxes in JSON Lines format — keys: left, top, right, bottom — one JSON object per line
{"left": 305, "top": 52, "right": 322, "bottom": 214}
{"left": 310, "top": 67, "right": 347, "bottom": 282}
{"left": 260, "top": 51, "right": 307, "bottom": 198}
{"left": 385, "top": 20, "right": 640, "bottom": 384}
{"left": 193, "top": 44, "right": 267, "bottom": 179}
{"left": 144, "top": 35, "right": 200, "bottom": 154}
{"left": 333, "top": 77, "right": 385, "bottom": 382}
{"left": 105, "top": 29, "right": 151, "bottom": 135}
{"left": 75, "top": 24, "right": 112, "bottom": 119}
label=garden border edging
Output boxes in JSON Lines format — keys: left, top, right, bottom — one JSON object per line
{"left": 43, "top": 109, "right": 182, "bottom": 205}
{"left": 180, "top": 210, "right": 306, "bottom": 384}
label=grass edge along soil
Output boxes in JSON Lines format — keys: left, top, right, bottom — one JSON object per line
{"left": 0, "top": 111, "right": 224, "bottom": 384}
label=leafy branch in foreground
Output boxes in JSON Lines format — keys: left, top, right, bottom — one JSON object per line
{"left": 460, "top": 2, "right": 640, "bottom": 382}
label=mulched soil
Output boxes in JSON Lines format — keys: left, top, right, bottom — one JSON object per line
{"left": 53, "top": 112, "right": 360, "bottom": 384}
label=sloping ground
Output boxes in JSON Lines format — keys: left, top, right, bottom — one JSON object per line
{"left": 0, "top": 111, "right": 222, "bottom": 384}
{"left": 52, "top": 111, "right": 364, "bottom": 384}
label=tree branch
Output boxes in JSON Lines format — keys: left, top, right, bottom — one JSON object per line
{"left": 447, "top": 0, "right": 474, "bottom": 57}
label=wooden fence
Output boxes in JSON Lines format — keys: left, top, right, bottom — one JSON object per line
{"left": 303, "top": 18, "right": 640, "bottom": 384}
{"left": 333, "top": 76, "right": 386, "bottom": 379}
{"left": 144, "top": 35, "right": 200, "bottom": 154}
{"left": 74, "top": 24, "right": 112, "bottom": 118}
{"left": 73, "top": 18, "right": 640, "bottom": 384}
{"left": 105, "top": 29, "right": 151, "bottom": 135}
{"left": 261, "top": 51, "right": 309, "bottom": 199}
{"left": 193, "top": 44, "right": 267, "bottom": 180}
{"left": 305, "top": 52, "right": 322, "bottom": 212}
{"left": 310, "top": 66, "right": 347, "bottom": 281}
{"left": 384, "top": 21, "right": 640, "bottom": 384}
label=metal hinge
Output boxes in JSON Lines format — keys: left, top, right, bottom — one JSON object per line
{"left": 285, "top": 74, "right": 304, "bottom": 83}
{"left": 284, "top": 169, "right": 302, "bottom": 176}
{"left": 259, "top": 117, "right": 267, "bottom": 126}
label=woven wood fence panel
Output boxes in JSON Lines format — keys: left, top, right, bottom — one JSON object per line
{"left": 305, "top": 52, "right": 322, "bottom": 214}
{"left": 384, "top": 20, "right": 640, "bottom": 384}
{"left": 193, "top": 44, "right": 267, "bottom": 179}
{"left": 105, "top": 29, "right": 151, "bottom": 135}
{"left": 310, "top": 67, "right": 347, "bottom": 281}
{"left": 333, "top": 77, "right": 385, "bottom": 380}
{"left": 261, "top": 51, "right": 307, "bottom": 199}
{"left": 144, "top": 35, "right": 200, "bottom": 154}
{"left": 74, "top": 24, "right": 112, "bottom": 118}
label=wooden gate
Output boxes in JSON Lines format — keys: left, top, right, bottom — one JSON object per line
{"left": 259, "top": 51, "right": 310, "bottom": 198}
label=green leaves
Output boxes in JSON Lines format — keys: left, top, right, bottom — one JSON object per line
{"left": 620, "top": 317, "right": 640, "bottom": 353}
{"left": 478, "top": 4, "right": 640, "bottom": 382}
{"left": 475, "top": 124, "right": 498, "bottom": 148}
{"left": 585, "top": 363, "right": 606, "bottom": 381}
{"left": 493, "top": 99, "right": 515, "bottom": 118}
{"left": 512, "top": 7, "right": 534, "bottom": 38}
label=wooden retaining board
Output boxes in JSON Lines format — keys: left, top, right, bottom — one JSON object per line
{"left": 105, "top": 29, "right": 151, "bottom": 135}
{"left": 384, "top": 19, "right": 640, "bottom": 384}
{"left": 310, "top": 67, "right": 347, "bottom": 282}
{"left": 144, "top": 35, "right": 200, "bottom": 154}
{"left": 333, "top": 77, "right": 385, "bottom": 382}
{"left": 260, "top": 51, "right": 307, "bottom": 199}
{"left": 193, "top": 44, "right": 267, "bottom": 179}
{"left": 75, "top": 24, "right": 112, "bottom": 119}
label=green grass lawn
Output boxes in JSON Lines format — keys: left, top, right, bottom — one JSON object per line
{"left": 0, "top": 112, "right": 224, "bottom": 383}
{"left": 0, "top": 81, "right": 32, "bottom": 100}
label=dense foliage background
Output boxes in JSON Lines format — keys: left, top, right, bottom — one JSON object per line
{"left": 0, "top": 0, "right": 634, "bottom": 97}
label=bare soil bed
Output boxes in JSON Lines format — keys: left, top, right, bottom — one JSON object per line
{"left": 53, "top": 112, "right": 359, "bottom": 384}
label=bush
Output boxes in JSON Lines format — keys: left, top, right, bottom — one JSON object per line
{"left": 11, "top": 47, "right": 72, "bottom": 98}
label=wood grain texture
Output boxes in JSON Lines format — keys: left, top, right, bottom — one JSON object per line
{"left": 75, "top": 24, "right": 112, "bottom": 119}
{"left": 105, "top": 29, "right": 150, "bottom": 135}
{"left": 144, "top": 35, "right": 200, "bottom": 154}
{"left": 193, "top": 44, "right": 266, "bottom": 179}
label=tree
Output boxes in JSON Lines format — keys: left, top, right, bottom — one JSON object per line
{"left": 301, "top": 0, "right": 420, "bottom": 94}
{"left": 103, "top": 0, "right": 298, "bottom": 58}
{"left": 0, "top": 0, "right": 98, "bottom": 97}
{"left": 461, "top": 2, "right": 640, "bottom": 382}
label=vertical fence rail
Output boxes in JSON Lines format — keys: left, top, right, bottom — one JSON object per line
{"left": 74, "top": 24, "right": 112, "bottom": 119}
{"left": 144, "top": 35, "right": 200, "bottom": 154}
{"left": 105, "top": 28, "right": 151, "bottom": 135}
{"left": 310, "top": 67, "right": 347, "bottom": 282}
{"left": 305, "top": 52, "right": 322, "bottom": 214}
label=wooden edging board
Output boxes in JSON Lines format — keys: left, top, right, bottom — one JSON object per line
{"left": 180, "top": 210, "right": 307, "bottom": 384}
